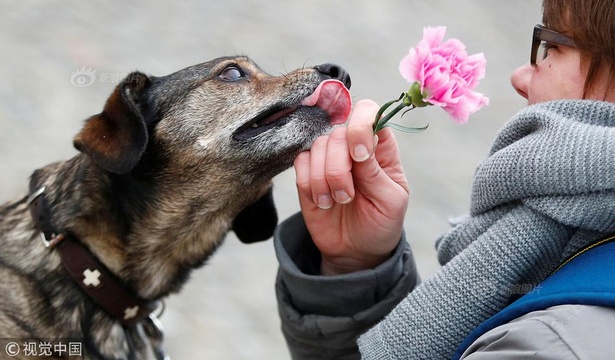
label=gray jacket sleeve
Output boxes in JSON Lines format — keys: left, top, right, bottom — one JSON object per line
{"left": 274, "top": 212, "right": 419, "bottom": 360}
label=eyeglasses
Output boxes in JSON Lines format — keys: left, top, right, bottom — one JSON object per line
{"left": 531, "top": 24, "right": 577, "bottom": 67}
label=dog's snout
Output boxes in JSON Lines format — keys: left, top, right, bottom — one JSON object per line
{"left": 314, "top": 63, "right": 351, "bottom": 89}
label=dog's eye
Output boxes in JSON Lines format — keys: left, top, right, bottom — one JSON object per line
{"left": 219, "top": 66, "right": 245, "bottom": 82}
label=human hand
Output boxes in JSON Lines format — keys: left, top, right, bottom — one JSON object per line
{"left": 294, "top": 99, "right": 409, "bottom": 275}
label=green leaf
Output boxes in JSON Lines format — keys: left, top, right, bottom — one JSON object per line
{"left": 384, "top": 122, "right": 429, "bottom": 133}
{"left": 373, "top": 95, "right": 407, "bottom": 133}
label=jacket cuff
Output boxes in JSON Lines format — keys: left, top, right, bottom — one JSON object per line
{"left": 274, "top": 212, "right": 416, "bottom": 317}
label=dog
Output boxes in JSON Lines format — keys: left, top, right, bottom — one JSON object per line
{"left": 0, "top": 56, "right": 351, "bottom": 359}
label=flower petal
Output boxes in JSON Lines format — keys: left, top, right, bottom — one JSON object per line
{"left": 398, "top": 26, "right": 488, "bottom": 123}
{"left": 422, "top": 26, "right": 447, "bottom": 47}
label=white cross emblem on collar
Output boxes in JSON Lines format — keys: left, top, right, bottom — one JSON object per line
{"left": 82, "top": 268, "right": 102, "bottom": 287}
{"left": 123, "top": 305, "right": 140, "bottom": 320}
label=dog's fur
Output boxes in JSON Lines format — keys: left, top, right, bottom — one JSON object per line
{"left": 0, "top": 56, "right": 350, "bottom": 359}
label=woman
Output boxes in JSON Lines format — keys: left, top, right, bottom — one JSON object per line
{"left": 275, "top": 0, "right": 615, "bottom": 359}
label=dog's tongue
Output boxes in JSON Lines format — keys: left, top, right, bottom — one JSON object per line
{"left": 300, "top": 79, "right": 351, "bottom": 125}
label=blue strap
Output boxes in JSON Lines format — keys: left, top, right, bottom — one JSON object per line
{"left": 453, "top": 238, "right": 615, "bottom": 359}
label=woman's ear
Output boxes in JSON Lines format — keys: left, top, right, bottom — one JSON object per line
{"left": 232, "top": 187, "right": 278, "bottom": 243}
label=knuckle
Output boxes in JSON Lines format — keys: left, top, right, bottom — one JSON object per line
{"left": 295, "top": 179, "right": 312, "bottom": 193}
{"left": 312, "top": 134, "right": 329, "bottom": 147}
{"left": 329, "top": 127, "right": 348, "bottom": 143}
{"left": 325, "top": 168, "right": 348, "bottom": 184}
{"left": 310, "top": 173, "right": 328, "bottom": 185}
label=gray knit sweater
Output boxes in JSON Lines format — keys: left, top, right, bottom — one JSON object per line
{"left": 359, "top": 100, "right": 615, "bottom": 358}
{"left": 275, "top": 100, "right": 615, "bottom": 359}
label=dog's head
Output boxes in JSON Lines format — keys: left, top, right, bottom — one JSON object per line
{"left": 72, "top": 56, "right": 352, "bottom": 243}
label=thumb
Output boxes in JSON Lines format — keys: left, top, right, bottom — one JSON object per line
{"left": 355, "top": 123, "right": 409, "bottom": 209}
{"left": 347, "top": 99, "right": 379, "bottom": 162}
{"left": 352, "top": 131, "right": 410, "bottom": 225}
{"left": 345, "top": 99, "right": 408, "bottom": 203}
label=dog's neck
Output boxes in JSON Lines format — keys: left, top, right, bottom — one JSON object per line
{"left": 31, "top": 154, "right": 267, "bottom": 300}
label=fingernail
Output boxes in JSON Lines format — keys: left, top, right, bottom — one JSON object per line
{"left": 353, "top": 144, "right": 370, "bottom": 162}
{"left": 334, "top": 190, "right": 352, "bottom": 204}
{"left": 317, "top": 194, "right": 333, "bottom": 210}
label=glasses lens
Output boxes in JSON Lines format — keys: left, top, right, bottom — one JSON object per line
{"left": 531, "top": 24, "right": 576, "bottom": 66}
{"left": 536, "top": 42, "right": 547, "bottom": 63}
{"left": 531, "top": 26, "right": 542, "bottom": 66}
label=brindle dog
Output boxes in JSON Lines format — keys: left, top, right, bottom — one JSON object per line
{"left": 0, "top": 56, "right": 351, "bottom": 359}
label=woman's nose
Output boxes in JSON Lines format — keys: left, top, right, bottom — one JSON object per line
{"left": 510, "top": 63, "right": 532, "bottom": 100}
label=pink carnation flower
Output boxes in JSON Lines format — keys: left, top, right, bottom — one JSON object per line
{"left": 399, "top": 26, "right": 489, "bottom": 124}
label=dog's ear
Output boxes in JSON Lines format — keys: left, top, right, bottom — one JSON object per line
{"left": 232, "top": 187, "right": 278, "bottom": 243}
{"left": 73, "top": 72, "right": 151, "bottom": 174}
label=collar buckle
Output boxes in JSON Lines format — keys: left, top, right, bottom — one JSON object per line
{"left": 26, "top": 186, "right": 46, "bottom": 206}
{"left": 27, "top": 186, "right": 65, "bottom": 249}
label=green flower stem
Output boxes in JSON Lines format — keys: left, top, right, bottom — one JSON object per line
{"left": 373, "top": 91, "right": 429, "bottom": 134}
{"left": 373, "top": 100, "right": 408, "bottom": 133}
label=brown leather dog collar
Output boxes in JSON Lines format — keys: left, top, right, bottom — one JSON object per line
{"left": 27, "top": 186, "right": 158, "bottom": 327}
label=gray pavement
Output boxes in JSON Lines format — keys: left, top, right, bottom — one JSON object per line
{"left": 0, "top": 1, "right": 541, "bottom": 359}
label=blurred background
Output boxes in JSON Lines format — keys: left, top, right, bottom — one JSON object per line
{"left": 0, "top": 1, "right": 541, "bottom": 358}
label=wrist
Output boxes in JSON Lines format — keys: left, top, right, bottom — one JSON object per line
{"left": 320, "top": 253, "right": 391, "bottom": 275}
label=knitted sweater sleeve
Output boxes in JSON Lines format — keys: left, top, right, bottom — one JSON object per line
{"left": 274, "top": 212, "right": 419, "bottom": 360}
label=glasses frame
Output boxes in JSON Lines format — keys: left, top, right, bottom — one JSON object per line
{"left": 531, "top": 24, "right": 577, "bottom": 67}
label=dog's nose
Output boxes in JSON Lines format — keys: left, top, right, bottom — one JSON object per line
{"left": 314, "top": 63, "right": 351, "bottom": 89}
